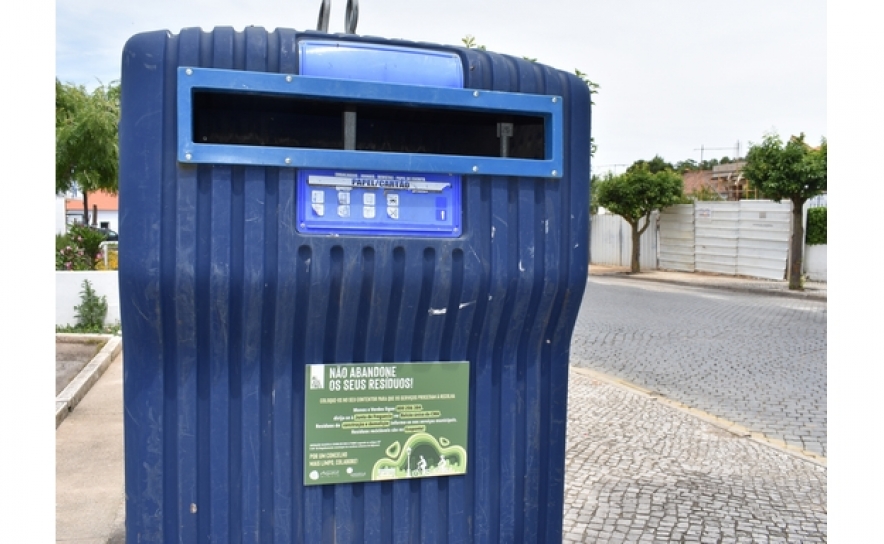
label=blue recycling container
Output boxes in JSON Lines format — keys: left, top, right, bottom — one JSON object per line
{"left": 119, "top": 26, "right": 591, "bottom": 543}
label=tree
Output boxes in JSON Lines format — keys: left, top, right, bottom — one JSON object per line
{"left": 673, "top": 159, "right": 696, "bottom": 173}
{"left": 741, "top": 132, "right": 827, "bottom": 289}
{"left": 627, "top": 154, "right": 672, "bottom": 174}
{"left": 589, "top": 174, "right": 603, "bottom": 215}
{"left": 56, "top": 80, "right": 120, "bottom": 225}
{"left": 673, "top": 156, "right": 737, "bottom": 173}
{"left": 595, "top": 163, "right": 684, "bottom": 273}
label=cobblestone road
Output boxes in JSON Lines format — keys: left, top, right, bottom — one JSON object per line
{"left": 570, "top": 276, "right": 827, "bottom": 459}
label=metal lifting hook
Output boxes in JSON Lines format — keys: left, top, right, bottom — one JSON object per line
{"left": 345, "top": 0, "right": 359, "bottom": 34}
{"left": 315, "top": 0, "right": 359, "bottom": 34}
{"left": 316, "top": 0, "right": 330, "bottom": 32}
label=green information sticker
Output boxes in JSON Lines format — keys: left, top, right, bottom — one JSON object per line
{"left": 304, "top": 361, "right": 469, "bottom": 486}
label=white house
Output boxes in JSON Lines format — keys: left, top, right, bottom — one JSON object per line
{"left": 64, "top": 190, "right": 119, "bottom": 232}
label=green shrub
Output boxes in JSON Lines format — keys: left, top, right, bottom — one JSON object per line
{"left": 73, "top": 279, "right": 108, "bottom": 331}
{"left": 56, "top": 224, "right": 106, "bottom": 270}
{"left": 805, "top": 207, "right": 826, "bottom": 245}
{"left": 56, "top": 239, "right": 93, "bottom": 270}
{"left": 688, "top": 186, "right": 724, "bottom": 201}
{"left": 71, "top": 223, "right": 106, "bottom": 264}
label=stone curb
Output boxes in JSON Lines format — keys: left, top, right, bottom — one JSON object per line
{"left": 625, "top": 275, "right": 827, "bottom": 302}
{"left": 570, "top": 366, "right": 827, "bottom": 468}
{"left": 55, "top": 334, "right": 123, "bottom": 428}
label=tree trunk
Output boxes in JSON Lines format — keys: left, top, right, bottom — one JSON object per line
{"left": 788, "top": 197, "right": 806, "bottom": 290}
{"left": 82, "top": 192, "right": 90, "bottom": 225}
{"left": 630, "top": 224, "right": 642, "bottom": 273}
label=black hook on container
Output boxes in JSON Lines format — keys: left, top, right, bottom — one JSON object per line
{"left": 317, "top": 0, "right": 331, "bottom": 32}
{"left": 345, "top": 0, "right": 359, "bottom": 34}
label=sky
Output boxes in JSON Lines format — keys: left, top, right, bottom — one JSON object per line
{"left": 54, "top": 0, "right": 827, "bottom": 175}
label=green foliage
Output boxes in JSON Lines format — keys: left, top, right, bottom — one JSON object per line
{"left": 56, "top": 232, "right": 70, "bottom": 253}
{"left": 573, "top": 69, "right": 600, "bottom": 105}
{"left": 573, "top": 69, "right": 600, "bottom": 157}
{"left": 461, "top": 35, "right": 486, "bottom": 50}
{"left": 596, "top": 163, "right": 685, "bottom": 229}
{"left": 688, "top": 185, "right": 724, "bottom": 201}
{"left": 595, "top": 164, "right": 684, "bottom": 272}
{"left": 673, "top": 159, "right": 698, "bottom": 172}
{"left": 589, "top": 174, "right": 601, "bottom": 215}
{"left": 627, "top": 155, "right": 673, "bottom": 174}
{"left": 56, "top": 322, "right": 121, "bottom": 336}
{"left": 56, "top": 223, "right": 106, "bottom": 270}
{"left": 71, "top": 223, "right": 106, "bottom": 264}
{"left": 743, "top": 132, "right": 826, "bottom": 289}
{"left": 56, "top": 79, "right": 120, "bottom": 223}
{"left": 741, "top": 132, "right": 827, "bottom": 205}
{"left": 806, "top": 207, "right": 827, "bottom": 245}
{"left": 73, "top": 280, "right": 108, "bottom": 331}
{"left": 674, "top": 156, "right": 738, "bottom": 173}
{"left": 56, "top": 241, "right": 92, "bottom": 271}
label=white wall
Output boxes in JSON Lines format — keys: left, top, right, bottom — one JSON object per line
{"left": 56, "top": 196, "right": 68, "bottom": 234}
{"left": 804, "top": 245, "right": 827, "bottom": 282}
{"left": 56, "top": 271, "right": 120, "bottom": 327}
{"left": 590, "top": 213, "right": 658, "bottom": 269}
{"left": 96, "top": 211, "right": 119, "bottom": 231}
{"left": 593, "top": 201, "right": 805, "bottom": 281}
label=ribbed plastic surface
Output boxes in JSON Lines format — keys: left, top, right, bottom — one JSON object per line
{"left": 119, "top": 26, "right": 591, "bottom": 544}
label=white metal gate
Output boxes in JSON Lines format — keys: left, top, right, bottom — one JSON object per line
{"left": 595, "top": 201, "right": 793, "bottom": 280}
{"left": 694, "top": 202, "right": 740, "bottom": 275}
{"left": 735, "top": 201, "right": 791, "bottom": 280}
{"left": 658, "top": 205, "right": 695, "bottom": 272}
{"left": 661, "top": 201, "right": 792, "bottom": 280}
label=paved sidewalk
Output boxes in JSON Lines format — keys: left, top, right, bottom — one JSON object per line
{"left": 588, "top": 264, "right": 826, "bottom": 302}
{"left": 56, "top": 268, "right": 826, "bottom": 543}
{"left": 562, "top": 368, "right": 826, "bottom": 542}
{"left": 56, "top": 348, "right": 125, "bottom": 544}
{"left": 56, "top": 334, "right": 122, "bottom": 428}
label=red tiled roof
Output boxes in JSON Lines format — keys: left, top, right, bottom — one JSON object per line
{"left": 65, "top": 190, "right": 118, "bottom": 211}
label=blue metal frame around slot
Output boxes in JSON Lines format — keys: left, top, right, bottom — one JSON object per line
{"left": 177, "top": 67, "right": 564, "bottom": 178}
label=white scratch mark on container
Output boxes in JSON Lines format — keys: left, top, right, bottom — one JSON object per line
{"left": 428, "top": 308, "right": 447, "bottom": 315}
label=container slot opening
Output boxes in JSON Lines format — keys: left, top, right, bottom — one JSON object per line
{"left": 192, "top": 90, "right": 545, "bottom": 160}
